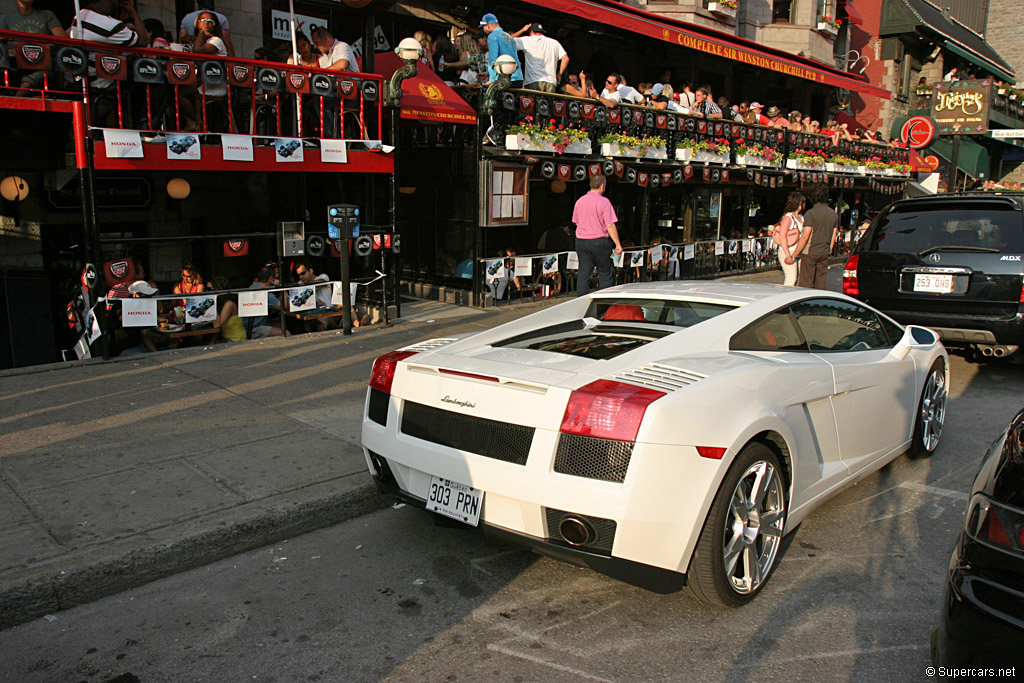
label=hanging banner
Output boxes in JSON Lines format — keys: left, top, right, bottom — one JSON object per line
{"left": 321, "top": 139, "right": 349, "bottom": 164}
{"left": 223, "top": 238, "right": 249, "bottom": 257}
{"left": 485, "top": 259, "right": 505, "bottom": 280}
{"left": 274, "top": 138, "right": 304, "bottom": 162}
{"left": 167, "top": 133, "right": 200, "bottom": 160}
{"left": 222, "top": 134, "right": 253, "bottom": 161}
{"left": 566, "top": 251, "right": 579, "bottom": 269}
{"left": 611, "top": 252, "right": 623, "bottom": 268}
{"left": 714, "top": 241, "right": 725, "bottom": 256}
{"left": 683, "top": 244, "right": 695, "bottom": 260}
{"left": 185, "top": 296, "right": 217, "bottom": 323}
{"left": 514, "top": 257, "right": 533, "bottom": 277}
{"left": 121, "top": 297, "right": 158, "bottom": 327}
{"left": 238, "top": 290, "right": 268, "bottom": 317}
{"left": 649, "top": 246, "right": 661, "bottom": 265}
{"left": 330, "top": 281, "right": 358, "bottom": 306}
{"left": 103, "top": 129, "right": 143, "bottom": 158}
{"left": 628, "top": 251, "right": 644, "bottom": 268}
{"left": 288, "top": 286, "right": 316, "bottom": 311}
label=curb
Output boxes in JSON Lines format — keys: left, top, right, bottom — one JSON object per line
{"left": 0, "top": 479, "right": 390, "bottom": 630}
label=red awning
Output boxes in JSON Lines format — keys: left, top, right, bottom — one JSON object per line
{"left": 368, "top": 52, "right": 477, "bottom": 125}
{"left": 519, "top": 0, "right": 890, "bottom": 99}
{"left": 841, "top": 0, "right": 865, "bottom": 27}
{"left": 833, "top": 111, "right": 863, "bottom": 132}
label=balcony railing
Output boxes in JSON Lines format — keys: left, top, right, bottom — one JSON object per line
{"left": 0, "top": 29, "right": 383, "bottom": 141}
{"left": 466, "top": 86, "right": 911, "bottom": 175}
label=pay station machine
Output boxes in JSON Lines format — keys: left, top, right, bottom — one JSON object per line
{"left": 278, "top": 221, "right": 305, "bottom": 257}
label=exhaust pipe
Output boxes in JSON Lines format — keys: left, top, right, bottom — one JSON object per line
{"left": 981, "top": 346, "right": 994, "bottom": 356}
{"left": 559, "top": 517, "right": 594, "bottom": 546}
{"left": 994, "top": 347, "right": 1005, "bottom": 357}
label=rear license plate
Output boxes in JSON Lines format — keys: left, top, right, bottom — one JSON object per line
{"left": 428, "top": 476, "right": 482, "bottom": 526}
{"left": 914, "top": 273, "right": 953, "bottom": 293}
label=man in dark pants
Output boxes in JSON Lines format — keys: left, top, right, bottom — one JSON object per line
{"left": 572, "top": 175, "right": 623, "bottom": 296}
{"left": 795, "top": 183, "right": 838, "bottom": 290}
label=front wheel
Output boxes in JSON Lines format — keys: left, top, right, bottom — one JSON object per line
{"left": 687, "top": 443, "right": 787, "bottom": 607}
{"left": 908, "top": 358, "right": 946, "bottom": 459}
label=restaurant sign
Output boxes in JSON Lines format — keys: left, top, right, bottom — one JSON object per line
{"left": 47, "top": 177, "right": 152, "bottom": 210}
{"left": 930, "top": 79, "right": 991, "bottom": 134}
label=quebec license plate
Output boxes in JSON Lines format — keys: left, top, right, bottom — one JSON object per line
{"left": 427, "top": 476, "right": 482, "bottom": 526}
{"left": 914, "top": 273, "right": 953, "bottom": 293}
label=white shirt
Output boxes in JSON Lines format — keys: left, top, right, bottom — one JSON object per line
{"left": 600, "top": 87, "right": 621, "bottom": 103}
{"left": 617, "top": 85, "right": 645, "bottom": 104}
{"left": 513, "top": 34, "right": 566, "bottom": 86}
{"left": 319, "top": 40, "right": 356, "bottom": 71}
{"left": 69, "top": 9, "right": 139, "bottom": 88}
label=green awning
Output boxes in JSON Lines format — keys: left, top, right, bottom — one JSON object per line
{"left": 926, "top": 137, "right": 990, "bottom": 179}
{"left": 943, "top": 41, "right": 1015, "bottom": 83}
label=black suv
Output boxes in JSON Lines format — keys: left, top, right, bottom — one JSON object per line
{"left": 843, "top": 193, "right": 1024, "bottom": 359}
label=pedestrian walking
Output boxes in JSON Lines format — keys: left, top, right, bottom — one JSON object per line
{"left": 572, "top": 175, "right": 623, "bottom": 296}
{"left": 794, "top": 183, "right": 838, "bottom": 290}
{"left": 772, "top": 191, "right": 806, "bottom": 286}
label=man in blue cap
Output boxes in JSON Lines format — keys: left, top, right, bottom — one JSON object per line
{"left": 479, "top": 12, "right": 523, "bottom": 88}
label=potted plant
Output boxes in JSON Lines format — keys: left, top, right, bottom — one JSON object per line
{"left": 600, "top": 133, "right": 644, "bottom": 157}
{"left": 642, "top": 135, "right": 668, "bottom": 159}
{"left": 708, "top": 0, "right": 738, "bottom": 19}
{"left": 506, "top": 118, "right": 593, "bottom": 155}
{"left": 696, "top": 137, "right": 731, "bottom": 164}
{"left": 816, "top": 15, "right": 841, "bottom": 35}
{"left": 747, "top": 143, "right": 780, "bottom": 167}
{"left": 675, "top": 137, "right": 707, "bottom": 161}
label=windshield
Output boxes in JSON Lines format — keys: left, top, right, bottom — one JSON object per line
{"left": 865, "top": 204, "right": 1023, "bottom": 254}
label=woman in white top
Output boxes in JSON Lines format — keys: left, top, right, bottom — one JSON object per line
{"left": 192, "top": 12, "right": 227, "bottom": 96}
{"left": 773, "top": 191, "right": 806, "bottom": 286}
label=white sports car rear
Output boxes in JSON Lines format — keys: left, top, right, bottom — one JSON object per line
{"left": 361, "top": 282, "right": 948, "bottom": 605}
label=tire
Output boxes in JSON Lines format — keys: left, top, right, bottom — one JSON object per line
{"left": 687, "top": 442, "right": 787, "bottom": 607}
{"left": 908, "top": 358, "right": 947, "bottom": 459}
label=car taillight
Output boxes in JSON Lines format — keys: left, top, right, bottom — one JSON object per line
{"left": 968, "top": 494, "right": 1024, "bottom": 556}
{"left": 1019, "top": 276, "right": 1024, "bottom": 304}
{"left": 369, "top": 351, "right": 416, "bottom": 394}
{"left": 560, "top": 379, "right": 665, "bottom": 442}
{"left": 842, "top": 254, "right": 859, "bottom": 296}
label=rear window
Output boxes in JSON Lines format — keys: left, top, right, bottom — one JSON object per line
{"left": 586, "top": 298, "right": 734, "bottom": 327}
{"left": 864, "top": 204, "right": 1024, "bottom": 254}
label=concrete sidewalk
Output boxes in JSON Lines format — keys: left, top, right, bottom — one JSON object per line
{"left": 0, "top": 271, "right": 790, "bottom": 629}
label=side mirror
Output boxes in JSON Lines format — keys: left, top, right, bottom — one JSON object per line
{"left": 890, "top": 324, "right": 939, "bottom": 360}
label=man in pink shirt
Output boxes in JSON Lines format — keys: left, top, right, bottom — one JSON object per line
{"left": 571, "top": 175, "right": 623, "bottom": 296}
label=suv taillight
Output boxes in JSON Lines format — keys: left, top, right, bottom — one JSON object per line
{"left": 369, "top": 351, "right": 416, "bottom": 394}
{"left": 968, "top": 493, "right": 1024, "bottom": 556}
{"left": 1019, "top": 277, "right": 1024, "bottom": 304}
{"left": 843, "top": 254, "right": 859, "bottom": 296}
{"left": 560, "top": 379, "right": 665, "bottom": 442}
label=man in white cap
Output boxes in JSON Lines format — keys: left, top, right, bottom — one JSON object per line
{"left": 479, "top": 12, "right": 523, "bottom": 88}
{"left": 747, "top": 101, "right": 770, "bottom": 125}
{"left": 512, "top": 22, "right": 568, "bottom": 93}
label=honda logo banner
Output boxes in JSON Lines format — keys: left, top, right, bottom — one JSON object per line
{"left": 15, "top": 42, "right": 51, "bottom": 69}
{"left": 102, "top": 129, "right": 143, "bottom": 159}
{"left": 227, "top": 63, "right": 254, "bottom": 87}
{"left": 223, "top": 239, "right": 249, "bottom": 257}
{"left": 98, "top": 54, "right": 127, "bottom": 80}
{"left": 221, "top": 134, "right": 254, "bottom": 162}
{"left": 167, "top": 60, "right": 196, "bottom": 85}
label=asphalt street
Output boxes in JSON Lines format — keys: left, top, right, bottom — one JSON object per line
{"left": 1, "top": 347, "right": 1021, "bottom": 682}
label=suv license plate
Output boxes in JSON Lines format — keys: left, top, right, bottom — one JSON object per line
{"left": 914, "top": 273, "right": 953, "bottom": 293}
{"left": 428, "top": 476, "right": 482, "bottom": 526}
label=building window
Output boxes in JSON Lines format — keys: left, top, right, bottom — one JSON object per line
{"left": 773, "top": 0, "right": 794, "bottom": 23}
{"left": 816, "top": 0, "right": 836, "bottom": 23}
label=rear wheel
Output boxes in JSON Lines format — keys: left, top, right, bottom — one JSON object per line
{"left": 909, "top": 358, "right": 946, "bottom": 459}
{"left": 687, "top": 443, "right": 786, "bottom": 607}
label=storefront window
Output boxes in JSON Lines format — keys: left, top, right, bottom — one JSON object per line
{"left": 694, "top": 189, "right": 722, "bottom": 241}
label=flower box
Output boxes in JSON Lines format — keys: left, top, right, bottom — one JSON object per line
{"left": 601, "top": 142, "right": 641, "bottom": 157}
{"left": 786, "top": 158, "right": 799, "bottom": 170}
{"left": 565, "top": 140, "right": 593, "bottom": 155}
{"left": 644, "top": 146, "right": 668, "bottom": 160}
{"left": 505, "top": 134, "right": 552, "bottom": 152}
{"left": 816, "top": 21, "right": 839, "bottom": 36}
{"left": 708, "top": 2, "right": 737, "bottom": 19}
{"left": 856, "top": 165, "right": 867, "bottom": 174}
{"left": 675, "top": 148, "right": 693, "bottom": 161}
{"left": 695, "top": 149, "right": 729, "bottom": 164}
{"left": 884, "top": 168, "right": 895, "bottom": 176}
{"left": 825, "top": 162, "right": 836, "bottom": 172}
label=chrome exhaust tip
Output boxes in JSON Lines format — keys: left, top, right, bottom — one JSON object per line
{"left": 559, "top": 517, "right": 594, "bottom": 546}
{"left": 981, "top": 346, "right": 994, "bottom": 356}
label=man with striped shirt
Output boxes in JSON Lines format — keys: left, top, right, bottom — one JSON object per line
{"left": 69, "top": 1, "right": 147, "bottom": 127}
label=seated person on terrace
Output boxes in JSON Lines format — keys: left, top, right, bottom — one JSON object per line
{"left": 178, "top": 0, "right": 234, "bottom": 56}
